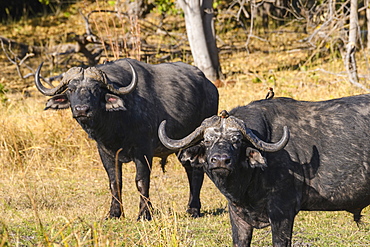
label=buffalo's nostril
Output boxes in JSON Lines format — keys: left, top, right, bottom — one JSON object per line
{"left": 210, "top": 157, "right": 218, "bottom": 164}
{"left": 220, "top": 154, "right": 231, "bottom": 165}
{"left": 224, "top": 157, "right": 231, "bottom": 165}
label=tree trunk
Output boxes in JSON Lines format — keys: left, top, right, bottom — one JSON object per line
{"left": 366, "top": 0, "right": 370, "bottom": 49}
{"left": 201, "top": 0, "right": 221, "bottom": 79}
{"left": 345, "top": 0, "right": 359, "bottom": 85}
{"left": 178, "top": 0, "right": 221, "bottom": 81}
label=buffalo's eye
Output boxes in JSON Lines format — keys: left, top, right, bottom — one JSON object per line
{"left": 231, "top": 135, "right": 241, "bottom": 144}
{"left": 203, "top": 139, "right": 212, "bottom": 146}
{"left": 68, "top": 86, "right": 77, "bottom": 93}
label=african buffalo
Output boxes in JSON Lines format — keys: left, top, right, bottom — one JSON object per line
{"left": 159, "top": 95, "right": 370, "bottom": 246}
{"left": 34, "top": 58, "right": 219, "bottom": 220}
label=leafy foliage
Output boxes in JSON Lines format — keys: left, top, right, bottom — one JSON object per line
{"left": 38, "top": 0, "right": 50, "bottom": 5}
{"left": 151, "top": 0, "right": 180, "bottom": 15}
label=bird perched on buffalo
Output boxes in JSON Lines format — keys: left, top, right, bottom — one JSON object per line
{"left": 219, "top": 110, "right": 229, "bottom": 118}
{"left": 265, "top": 87, "right": 274, "bottom": 100}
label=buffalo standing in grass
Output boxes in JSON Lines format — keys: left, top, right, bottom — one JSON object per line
{"left": 159, "top": 95, "right": 370, "bottom": 246}
{"left": 35, "top": 58, "right": 219, "bottom": 220}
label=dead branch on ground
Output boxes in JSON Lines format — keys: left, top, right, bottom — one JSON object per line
{"left": 1, "top": 38, "right": 36, "bottom": 80}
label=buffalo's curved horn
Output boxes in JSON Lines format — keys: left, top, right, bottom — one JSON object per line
{"left": 159, "top": 114, "right": 289, "bottom": 152}
{"left": 159, "top": 115, "right": 221, "bottom": 150}
{"left": 101, "top": 60, "right": 138, "bottom": 95}
{"left": 158, "top": 121, "right": 205, "bottom": 150}
{"left": 34, "top": 62, "right": 69, "bottom": 96}
{"left": 242, "top": 125, "right": 289, "bottom": 152}
{"left": 224, "top": 115, "right": 289, "bottom": 152}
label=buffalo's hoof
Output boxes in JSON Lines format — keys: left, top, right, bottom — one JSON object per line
{"left": 106, "top": 210, "right": 123, "bottom": 219}
{"left": 187, "top": 208, "right": 201, "bottom": 218}
{"left": 137, "top": 210, "right": 152, "bottom": 221}
{"left": 105, "top": 214, "right": 122, "bottom": 220}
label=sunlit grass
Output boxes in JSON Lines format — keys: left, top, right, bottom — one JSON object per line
{"left": 1, "top": 73, "right": 369, "bottom": 246}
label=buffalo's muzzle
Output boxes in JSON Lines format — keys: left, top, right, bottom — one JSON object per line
{"left": 209, "top": 153, "right": 232, "bottom": 171}
{"left": 73, "top": 104, "right": 90, "bottom": 118}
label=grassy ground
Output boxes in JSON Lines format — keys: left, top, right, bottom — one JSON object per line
{"left": 1, "top": 1, "right": 370, "bottom": 246}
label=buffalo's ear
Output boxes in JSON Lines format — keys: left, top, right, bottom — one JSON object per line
{"left": 178, "top": 144, "right": 206, "bottom": 168}
{"left": 45, "top": 94, "right": 70, "bottom": 110}
{"left": 245, "top": 147, "right": 267, "bottom": 168}
{"left": 105, "top": 93, "right": 126, "bottom": 111}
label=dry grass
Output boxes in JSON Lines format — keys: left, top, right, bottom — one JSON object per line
{"left": 1, "top": 1, "right": 370, "bottom": 246}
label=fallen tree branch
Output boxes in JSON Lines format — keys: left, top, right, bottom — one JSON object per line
{"left": 1, "top": 38, "right": 36, "bottom": 80}
{"left": 0, "top": 36, "right": 44, "bottom": 57}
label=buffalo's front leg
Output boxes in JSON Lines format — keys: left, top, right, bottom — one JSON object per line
{"left": 269, "top": 212, "right": 295, "bottom": 247}
{"left": 268, "top": 186, "right": 298, "bottom": 246}
{"left": 268, "top": 195, "right": 296, "bottom": 246}
{"left": 229, "top": 204, "right": 254, "bottom": 247}
{"left": 98, "top": 146, "right": 124, "bottom": 218}
{"left": 183, "top": 163, "right": 204, "bottom": 217}
{"left": 134, "top": 155, "right": 153, "bottom": 220}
